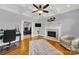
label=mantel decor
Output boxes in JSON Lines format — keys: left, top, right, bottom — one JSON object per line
{"left": 47, "top": 16, "right": 56, "bottom": 22}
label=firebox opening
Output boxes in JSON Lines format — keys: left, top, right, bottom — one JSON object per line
{"left": 47, "top": 31, "right": 56, "bottom": 38}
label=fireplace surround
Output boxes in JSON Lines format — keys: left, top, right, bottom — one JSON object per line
{"left": 45, "top": 26, "right": 61, "bottom": 40}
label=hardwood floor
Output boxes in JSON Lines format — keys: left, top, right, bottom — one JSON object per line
{"left": 7, "top": 38, "right": 29, "bottom": 55}
{"left": 47, "top": 40, "right": 73, "bottom": 55}
{"left": 0, "top": 37, "right": 29, "bottom": 55}
{"left": 20, "top": 38, "right": 29, "bottom": 55}
{"left": 0, "top": 35, "right": 75, "bottom": 55}
{"left": 31, "top": 36, "right": 75, "bottom": 55}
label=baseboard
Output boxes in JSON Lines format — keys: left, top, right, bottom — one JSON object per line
{"left": 44, "top": 36, "right": 60, "bottom": 42}
{"left": 32, "top": 34, "right": 59, "bottom": 42}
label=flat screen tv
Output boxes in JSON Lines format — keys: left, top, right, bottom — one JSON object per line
{"left": 35, "top": 23, "right": 41, "bottom": 27}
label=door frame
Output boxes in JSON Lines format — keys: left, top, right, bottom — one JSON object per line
{"left": 21, "top": 20, "right": 33, "bottom": 40}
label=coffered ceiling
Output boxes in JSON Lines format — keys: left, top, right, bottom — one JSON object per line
{"left": 0, "top": 4, "right": 79, "bottom": 19}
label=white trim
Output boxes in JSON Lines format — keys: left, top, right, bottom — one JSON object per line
{"left": 21, "top": 20, "right": 23, "bottom": 40}
{"left": 21, "top": 20, "right": 33, "bottom": 39}
{"left": 44, "top": 36, "right": 60, "bottom": 42}
{"left": 45, "top": 26, "right": 61, "bottom": 40}
{"left": 0, "top": 6, "right": 20, "bottom": 14}
{"left": 31, "top": 34, "right": 45, "bottom": 37}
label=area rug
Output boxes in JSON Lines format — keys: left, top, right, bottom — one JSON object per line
{"left": 29, "top": 39, "right": 63, "bottom": 55}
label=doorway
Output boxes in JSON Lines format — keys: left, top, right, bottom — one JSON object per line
{"left": 20, "top": 20, "right": 32, "bottom": 55}
{"left": 22, "top": 21, "right": 32, "bottom": 39}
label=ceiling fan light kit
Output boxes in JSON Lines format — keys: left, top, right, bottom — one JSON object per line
{"left": 32, "top": 4, "right": 49, "bottom": 15}
{"left": 32, "top": 4, "right": 56, "bottom": 21}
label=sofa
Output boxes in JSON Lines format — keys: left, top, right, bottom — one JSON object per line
{"left": 60, "top": 35, "right": 79, "bottom": 51}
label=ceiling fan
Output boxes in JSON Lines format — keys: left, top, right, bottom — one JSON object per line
{"left": 32, "top": 4, "right": 49, "bottom": 15}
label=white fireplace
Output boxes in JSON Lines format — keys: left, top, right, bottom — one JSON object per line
{"left": 45, "top": 26, "right": 61, "bottom": 40}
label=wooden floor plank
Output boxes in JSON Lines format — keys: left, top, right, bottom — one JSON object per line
{"left": 47, "top": 40, "right": 72, "bottom": 55}
{"left": 0, "top": 35, "right": 75, "bottom": 55}
{"left": 0, "top": 38, "right": 29, "bottom": 55}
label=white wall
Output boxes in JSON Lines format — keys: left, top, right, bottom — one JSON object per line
{"left": 1, "top": 8, "right": 79, "bottom": 38}
{"left": 41, "top": 9, "right": 79, "bottom": 37}
{"left": 0, "top": 9, "right": 43, "bottom": 37}
{"left": 32, "top": 20, "right": 42, "bottom": 37}
{"left": 0, "top": 9, "right": 34, "bottom": 31}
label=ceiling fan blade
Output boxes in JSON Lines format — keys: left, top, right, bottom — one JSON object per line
{"left": 43, "top": 4, "right": 49, "bottom": 9}
{"left": 43, "top": 10, "right": 49, "bottom": 13}
{"left": 32, "top": 10, "right": 38, "bottom": 13}
{"left": 33, "top": 4, "right": 39, "bottom": 9}
{"left": 39, "top": 5, "right": 42, "bottom": 9}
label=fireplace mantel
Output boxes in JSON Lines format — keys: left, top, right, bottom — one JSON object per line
{"left": 45, "top": 26, "right": 61, "bottom": 40}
